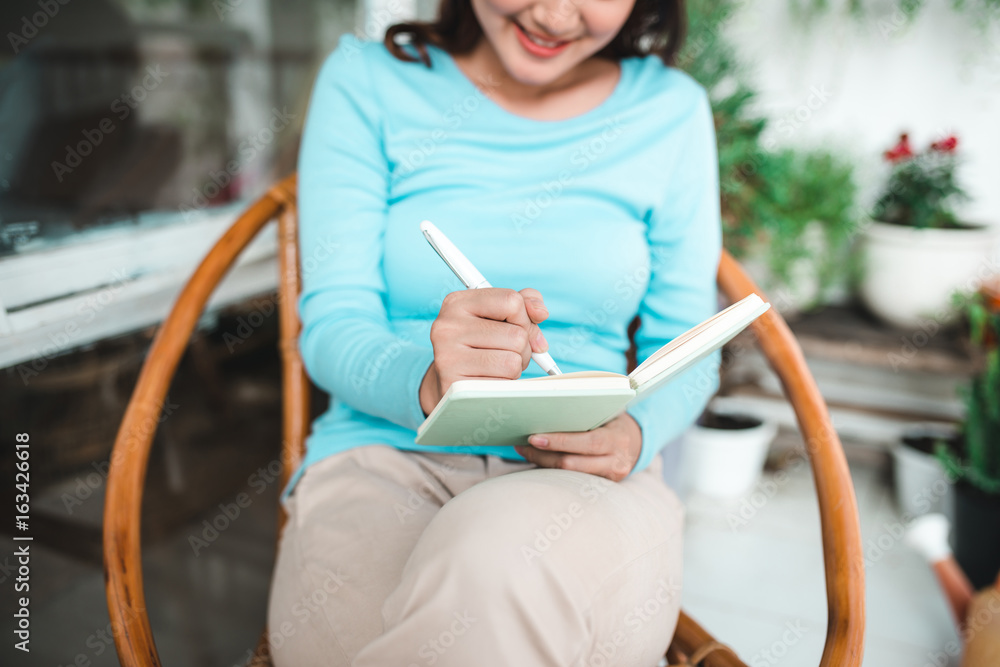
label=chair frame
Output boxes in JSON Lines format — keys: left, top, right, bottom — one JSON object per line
{"left": 103, "top": 173, "right": 866, "bottom": 667}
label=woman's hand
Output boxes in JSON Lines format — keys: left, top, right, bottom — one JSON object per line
{"left": 514, "top": 413, "right": 643, "bottom": 482}
{"left": 420, "top": 287, "right": 551, "bottom": 416}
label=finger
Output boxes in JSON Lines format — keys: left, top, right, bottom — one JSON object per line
{"left": 527, "top": 430, "right": 608, "bottom": 457}
{"left": 458, "top": 319, "right": 532, "bottom": 369}
{"left": 455, "top": 348, "right": 525, "bottom": 380}
{"left": 450, "top": 288, "right": 549, "bottom": 356}
{"left": 457, "top": 288, "right": 533, "bottom": 329}
{"left": 471, "top": 288, "right": 548, "bottom": 356}
{"left": 518, "top": 288, "right": 549, "bottom": 323}
{"left": 518, "top": 289, "right": 550, "bottom": 354}
{"left": 526, "top": 323, "right": 549, "bottom": 354}
{"left": 514, "top": 445, "right": 620, "bottom": 477}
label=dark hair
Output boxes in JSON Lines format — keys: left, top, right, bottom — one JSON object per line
{"left": 383, "top": 0, "right": 686, "bottom": 69}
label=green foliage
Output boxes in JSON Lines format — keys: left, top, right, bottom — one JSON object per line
{"left": 680, "top": 0, "right": 859, "bottom": 289}
{"left": 874, "top": 151, "right": 970, "bottom": 229}
{"left": 937, "top": 292, "right": 1000, "bottom": 494}
{"left": 769, "top": 149, "right": 858, "bottom": 288}
{"left": 789, "top": 0, "right": 1000, "bottom": 23}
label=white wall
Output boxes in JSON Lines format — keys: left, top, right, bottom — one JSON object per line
{"left": 727, "top": 0, "right": 1000, "bottom": 226}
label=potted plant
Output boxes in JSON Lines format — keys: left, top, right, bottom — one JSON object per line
{"left": 681, "top": 0, "right": 859, "bottom": 317}
{"left": 937, "top": 290, "right": 1000, "bottom": 589}
{"left": 859, "top": 133, "right": 1000, "bottom": 329}
{"left": 891, "top": 422, "right": 958, "bottom": 521}
{"left": 734, "top": 148, "right": 859, "bottom": 316}
{"left": 679, "top": 406, "right": 778, "bottom": 499}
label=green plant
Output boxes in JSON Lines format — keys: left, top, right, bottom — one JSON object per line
{"left": 766, "top": 149, "right": 858, "bottom": 292}
{"left": 873, "top": 134, "right": 970, "bottom": 229}
{"left": 680, "top": 0, "right": 859, "bottom": 292}
{"left": 937, "top": 291, "right": 1000, "bottom": 494}
{"left": 788, "top": 0, "right": 1000, "bottom": 24}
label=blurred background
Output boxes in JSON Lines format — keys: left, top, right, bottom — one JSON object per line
{"left": 1, "top": 0, "right": 999, "bottom": 664}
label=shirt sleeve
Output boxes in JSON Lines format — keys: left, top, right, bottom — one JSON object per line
{"left": 296, "top": 36, "right": 434, "bottom": 432}
{"left": 625, "top": 85, "right": 723, "bottom": 475}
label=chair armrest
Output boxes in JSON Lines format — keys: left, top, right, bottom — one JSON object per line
{"left": 102, "top": 175, "right": 296, "bottom": 667}
{"left": 716, "top": 250, "right": 866, "bottom": 667}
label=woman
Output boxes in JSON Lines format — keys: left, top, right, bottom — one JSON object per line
{"left": 268, "top": 0, "right": 722, "bottom": 663}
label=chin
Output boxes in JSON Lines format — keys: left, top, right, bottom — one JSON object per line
{"left": 500, "top": 45, "right": 579, "bottom": 86}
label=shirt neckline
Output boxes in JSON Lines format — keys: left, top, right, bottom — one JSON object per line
{"left": 427, "top": 42, "right": 632, "bottom": 127}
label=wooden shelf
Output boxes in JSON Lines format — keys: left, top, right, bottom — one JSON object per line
{"left": 784, "top": 304, "right": 974, "bottom": 376}
{"left": 719, "top": 303, "right": 976, "bottom": 447}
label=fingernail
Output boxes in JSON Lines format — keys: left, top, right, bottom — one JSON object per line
{"left": 529, "top": 435, "right": 549, "bottom": 448}
{"left": 533, "top": 330, "right": 548, "bottom": 352}
{"left": 527, "top": 298, "right": 548, "bottom": 313}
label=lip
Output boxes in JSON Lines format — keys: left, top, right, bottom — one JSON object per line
{"left": 512, "top": 20, "right": 572, "bottom": 58}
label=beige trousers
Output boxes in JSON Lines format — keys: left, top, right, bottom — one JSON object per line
{"left": 267, "top": 444, "right": 684, "bottom": 667}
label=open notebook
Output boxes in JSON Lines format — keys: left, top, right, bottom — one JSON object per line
{"left": 415, "top": 293, "right": 770, "bottom": 448}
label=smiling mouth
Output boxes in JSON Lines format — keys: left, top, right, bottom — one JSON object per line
{"left": 512, "top": 19, "right": 571, "bottom": 49}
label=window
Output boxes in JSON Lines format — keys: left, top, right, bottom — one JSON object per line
{"left": 0, "top": 0, "right": 415, "bottom": 369}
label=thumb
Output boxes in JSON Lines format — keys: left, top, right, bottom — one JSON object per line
{"left": 519, "top": 287, "right": 549, "bottom": 324}
{"left": 527, "top": 323, "right": 549, "bottom": 354}
{"left": 519, "top": 288, "right": 550, "bottom": 354}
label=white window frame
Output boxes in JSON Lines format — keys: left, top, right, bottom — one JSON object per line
{"left": 0, "top": 203, "right": 278, "bottom": 371}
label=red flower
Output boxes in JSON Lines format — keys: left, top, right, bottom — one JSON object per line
{"left": 884, "top": 133, "right": 914, "bottom": 163}
{"left": 930, "top": 135, "right": 958, "bottom": 153}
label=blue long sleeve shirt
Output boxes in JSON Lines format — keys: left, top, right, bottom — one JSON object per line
{"left": 288, "top": 33, "right": 722, "bottom": 496}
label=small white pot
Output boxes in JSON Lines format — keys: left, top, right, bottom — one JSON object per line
{"left": 859, "top": 221, "right": 1000, "bottom": 329}
{"left": 680, "top": 412, "right": 778, "bottom": 499}
{"left": 892, "top": 423, "right": 956, "bottom": 522}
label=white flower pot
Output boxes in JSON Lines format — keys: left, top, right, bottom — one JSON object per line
{"left": 892, "top": 423, "right": 956, "bottom": 522}
{"left": 859, "top": 221, "right": 1000, "bottom": 329}
{"left": 680, "top": 412, "right": 778, "bottom": 499}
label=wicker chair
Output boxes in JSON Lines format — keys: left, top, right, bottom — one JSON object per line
{"left": 103, "top": 173, "right": 866, "bottom": 666}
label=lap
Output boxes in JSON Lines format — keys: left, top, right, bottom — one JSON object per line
{"left": 269, "top": 445, "right": 683, "bottom": 667}
{"left": 405, "top": 463, "right": 682, "bottom": 606}
{"left": 358, "top": 457, "right": 684, "bottom": 667}
{"left": 268, "top": 445, "right": 462, "bottom": 665}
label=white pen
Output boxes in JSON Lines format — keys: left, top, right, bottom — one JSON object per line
{"left": 420, "top": 220, "right": 563, "bottom": 376}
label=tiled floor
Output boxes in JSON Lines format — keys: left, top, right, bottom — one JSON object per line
{"left": 1, "top": 473, "right": 280, "bottom": 667}
{"left": 2, "top": 432, "right": 962, "bottom": 666}
{"left": 675, "top": 435, "right": 962, "bottom": 666}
